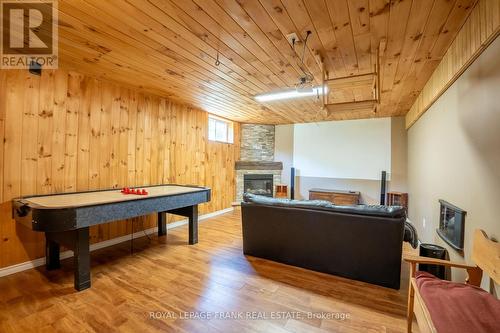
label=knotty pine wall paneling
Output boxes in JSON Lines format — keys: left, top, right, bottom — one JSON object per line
{"left": 0, "top": 69, "right": 240, "bottom": 269}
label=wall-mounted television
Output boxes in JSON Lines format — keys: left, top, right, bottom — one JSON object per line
{"left": 436, "top": 200, "right": 466, "bottom": 251}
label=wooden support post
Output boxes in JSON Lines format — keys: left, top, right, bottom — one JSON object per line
{"left": 407, "top": 262, "right": 416, "bottom": 333}
{"left": 376, "top": 48, "right": 381, "bottom": 103}
{"left": 321, "top": 59, "right": 327, "bottom": 108}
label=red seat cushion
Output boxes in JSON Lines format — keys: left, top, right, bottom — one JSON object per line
{"left": 415, "top": 271, "right": 500, "bottom": 333}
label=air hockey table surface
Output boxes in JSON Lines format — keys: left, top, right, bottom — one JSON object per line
{"left": 20, "top": 184, "right": 208, "bottom": 209}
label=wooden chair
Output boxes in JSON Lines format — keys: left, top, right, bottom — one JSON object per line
{"left": 404, "top": 229, "right": 500, "bottom": 333}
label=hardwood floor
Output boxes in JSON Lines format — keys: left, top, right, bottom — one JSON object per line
{"left": 0, "top": 209, "right": 417, "bottom": 332}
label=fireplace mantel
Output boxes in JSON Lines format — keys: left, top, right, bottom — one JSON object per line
{"left": 235, "top": 161, "right": 283, "bottom": 170}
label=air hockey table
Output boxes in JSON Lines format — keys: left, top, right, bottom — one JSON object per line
{"left": 12, "top": 184, "right": 211, "bottom": 291}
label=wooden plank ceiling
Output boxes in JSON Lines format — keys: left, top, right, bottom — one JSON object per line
{"left": 54, "top": 0, "right": 476, "bottom": 124}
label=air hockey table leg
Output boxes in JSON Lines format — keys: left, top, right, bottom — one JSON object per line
{"left": 45, "top": 235, "right": 61, "bottom": 270}
{"left": 45, "top": 228, "right": 91, "bottom": 291}
{"left": 73, "top": 227, "right": 91, "bottom": 291}
{"left": 167, "top": 205, "right": 199, "bottom": 245}
{"left": 188, "top": 205, "right": 198, "bottom": 245}
{"left": 158, "top": 211, "right": 167, "bottom": 236}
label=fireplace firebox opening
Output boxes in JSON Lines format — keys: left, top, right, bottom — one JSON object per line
{"left": 244, "top": 174, "right": 273, "bottom": 197}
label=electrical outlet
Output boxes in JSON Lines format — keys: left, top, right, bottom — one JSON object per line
{"left": 423, "top": 218, "right": 426, "bottom": 228}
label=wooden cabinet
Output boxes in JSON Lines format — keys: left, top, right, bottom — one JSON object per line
{"left": 309, "top": 188, "right": 360, "bottom": 205}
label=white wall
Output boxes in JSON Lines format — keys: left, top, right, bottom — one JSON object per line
{"left": 275, "top": 124, "right": 294, "bottom": 196}
{"left": 275, "top": 117, "right": 407, "bottom": 204}
{"left": 293, "top": 118, "right": 392, "bottom": 180}
{"left": 407, "top": 36, "right": 500, "bottom": 290}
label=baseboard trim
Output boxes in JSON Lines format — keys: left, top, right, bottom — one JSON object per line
{"left": 0, "top": 207, "right": 234, "bottom": 278}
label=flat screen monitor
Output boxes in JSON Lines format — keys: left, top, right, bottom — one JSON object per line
{"left": 437, "top": 200, "right": 466, "bottom": 251}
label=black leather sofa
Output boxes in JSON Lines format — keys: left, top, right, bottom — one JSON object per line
{"left": 241, "top": 194, "right": 407, "bottom": 289}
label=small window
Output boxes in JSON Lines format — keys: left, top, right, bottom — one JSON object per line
{"left": 208, "top": 115, "right": 234, "bottom": 143}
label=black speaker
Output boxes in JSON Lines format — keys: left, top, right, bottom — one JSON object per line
{"left": 380, "top": 171, "right": 386, "bottom": 205}
{"left": 290, "top": 167, "right": 295, "bottom": 200}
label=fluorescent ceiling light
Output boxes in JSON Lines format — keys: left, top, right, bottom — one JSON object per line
{"left": 254, "top": 86, "right": 328, "bottom": 102}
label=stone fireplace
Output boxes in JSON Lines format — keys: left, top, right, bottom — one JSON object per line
{"left": 236, "top": 162, "right": 282, "bottom": 201}
{"left": 235, "top": 124, "right": 282, "bottom": 202}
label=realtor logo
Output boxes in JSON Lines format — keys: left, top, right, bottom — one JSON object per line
{"left": 1, "top": 0, "right": 58, "bottom": 69}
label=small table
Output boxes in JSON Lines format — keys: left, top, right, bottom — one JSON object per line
{"left": 309, "top": 188, "right": 360, "bottom": 205}
{"left": 275, "top": 184, "right": 288, "bottom": 198}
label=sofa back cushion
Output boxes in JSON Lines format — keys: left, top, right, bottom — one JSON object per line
{"left": 243, "top": 193, "right": 406, "bottom": 219}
